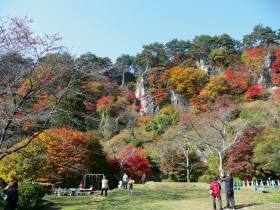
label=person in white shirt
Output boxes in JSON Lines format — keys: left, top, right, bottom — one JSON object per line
{"left": 122, "top": 173, "right": 128, "bottom": 189}
{"left": 101, "top": 176, "right": 109, "bottom": 197}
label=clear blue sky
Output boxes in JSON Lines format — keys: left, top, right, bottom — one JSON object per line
{"left": 1, "top": 0, "right": 279, "bottom": 62}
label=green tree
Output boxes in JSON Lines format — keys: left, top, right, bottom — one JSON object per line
{"left": 165, "top": 39, "right": 192, "bottom": 66}
{"left": 51, "top": 74, "right": 87, "bottom": 131}
{"left": 76, "top": 52, "right": 112, "bottom": 72}
{"left": 209, "top": 48, "right": 231, "bottom": 66}
{"left": 135, "top": 42, "right": 168, "bottom": 71}
{"left": 242, "top": 24, "right": 280, "bottom": 48}
{"left": 114, "top": 54, "right": 137, "bottom": 86}
{"left": 253, "top": 128, "right": 280, "bottom": 177}
{"left": 213, "top": 34, "right": 239, "bottom": 53}
{"left": 189, "top": 35, "right": 215, "bottom": 62}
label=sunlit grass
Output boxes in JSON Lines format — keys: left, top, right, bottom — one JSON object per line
{"left": 41, "top": 182, "right": 280, "bottom": 210}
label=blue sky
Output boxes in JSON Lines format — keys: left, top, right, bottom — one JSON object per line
{"left": 1, "top": 0, "right": 279, "bottom": 62}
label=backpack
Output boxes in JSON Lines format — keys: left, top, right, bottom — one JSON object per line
{"left": 211, "top": 182, "right": 221, "bottom": 196}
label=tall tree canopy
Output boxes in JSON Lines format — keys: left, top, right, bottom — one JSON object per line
{"left": 0, "top": 16, "right": 73, "bottom": 160}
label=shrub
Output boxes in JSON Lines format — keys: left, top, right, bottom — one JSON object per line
{"left": 17, "top": 184, "right": 46, "bottom": 210}
{"left": 244, "top": 84, "right": 265, "bottom": 100}
{"left": 198, "top": 175, "right": 213, "bottom": 183}
{"left": 239, "top": 108, "right": 267, "bottom": 120}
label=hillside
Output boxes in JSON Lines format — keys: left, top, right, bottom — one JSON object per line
{"left": 0, "top": 17, "right": 279, "bottom": 189}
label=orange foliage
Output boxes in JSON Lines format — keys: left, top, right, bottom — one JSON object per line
{"left": 147, "top": 68, "right": 169, "bottom": 105}
{"left": 35, "top": 128, "right": 92, "bottom": 177}
{"left": 189, "top": 89, "right": 209, "bottom": 112}
{"left": 241, "top": 48, "right": 266, "bottom": 76}
{"left": 34, "top": 101, "right": 47, "bottom": 111}
{"left": 272, "top": 73, "right": 280, "bottom": 86}
{"left": 127, "top": 104, "right": 140, "bottom": 111}
{"left": 138, "top": 115, "right": 152, "bottom": 125}
{"left": 225, "top": 69, "right": 251, "bottom": 94}
{"left": 271, "top": 89, "right": 280, "bottom": 103}
{"left": 17, "top": 79, "right": 38, "bottom": 95}
{"left": 96, "top": 96, "right": 115, "bottom": 112}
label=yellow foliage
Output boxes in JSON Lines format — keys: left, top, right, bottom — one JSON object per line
{"left": 205, "top": 75, "right": 228, "bottom": 100}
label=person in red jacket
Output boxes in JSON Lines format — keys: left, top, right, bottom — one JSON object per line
{"left": 210, "top": 176, "right": 222, "bottom": 210}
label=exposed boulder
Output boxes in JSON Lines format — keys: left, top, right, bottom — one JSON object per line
{"left": 170, "top": 90, "right": 189, "bottom": 107}
{"left": 135, "top": 69, "right": 158, "bottom": 116}
{"left": 195, "top": 59, "right": 220, "bottom": 77}
{"left": 258, "top": 53, "right": 273, "bottom": 87}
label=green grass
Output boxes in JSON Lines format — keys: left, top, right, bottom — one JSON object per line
{"left": 41, "top": 182, "right": 280, "bottom": 210}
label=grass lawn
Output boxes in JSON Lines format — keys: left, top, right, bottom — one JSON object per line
{"left": 41, "top": 182, "right": 280, "bottom": 210}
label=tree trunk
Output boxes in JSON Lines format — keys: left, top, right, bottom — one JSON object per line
{"left": 186, "top": 149, "right": 190, "bottom": 182}
{"left": 218, "top": 151, "right": 224, "bottom": 178}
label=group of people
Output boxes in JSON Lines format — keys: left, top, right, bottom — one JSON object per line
{"left": 100, "top": 172, "right": 147, "bottom": 197}
{"left": 210, "top": 171, "right": 236, "bottom": 210}
{"left": 121, "top": 173, "right": 136, "bottom": 195}
{"left": 0, "top": 172, "right": 234, "bottom": 210}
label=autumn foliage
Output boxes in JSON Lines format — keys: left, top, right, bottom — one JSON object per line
{"left": 205, "top": 75, "right": 228, "bottom": 100}
{"left": 241, "top": 48, "right": 266, "bottom": 76}
{"left": 96, "top": 96, "right": 115, "bottom": 112}
{"left": 168, "top": 66, "right": 208, "bottom": 98}
{"left": 147, "top": 68, "right": 169, "bottom": 105}
{"left": 0, "top": 128, "right": 106, "bottom": 184}
{"left": 109, "top": 145, "right": 151, "bottom": 181}
{"left": 31, "top": 128, "right": 97, "bottom": 183}
{"left": 244, "top": 84, "right": 265, "bottom": 100}
{"left": 271, "top": 88, "right": 280, "bottom": 103}
{"left": 225, "top": 127, "right": 262, "bottom": 180}
{"left": 225, "top": 69, "right": 251, "bottom": 94}
{"left": 272, "top": 49, "right": 280, "bottom": 73}
{"left": 272, "top": 73, "right": 280, "bottom": 86}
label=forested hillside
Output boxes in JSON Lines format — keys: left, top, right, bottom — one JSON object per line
{"left": 0, "top": 16, "right": 279, "bottom": 187}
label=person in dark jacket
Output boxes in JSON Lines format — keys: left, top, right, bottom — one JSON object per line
{"left": 221, "top": 171, "right": 235, "bottom": 210}
{"left": 210, "top": 176, "right": 222, "bottom": 210}
{"left": 3, "top": 178, "right": 19, "bottom": 210}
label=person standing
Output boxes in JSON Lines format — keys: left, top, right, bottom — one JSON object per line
{"left": 122, "top": 173, "right": 128, "bottom": 189}
{"left": 221, "top": 171, "right": 236, "bottom": 210}
{"left": 127, "top": 177, "right": 134, "bottom": 195}
{"left": 139, "top": 172, "right": 146, "bottom": 184}
{"left": 3, "top": 178, "right": 19, "bottom": 210}
{"left": 79, "top": 182, "right": 84, "bottom": 189}
{"left": 101, "top": 176, "right": 109, "bottom": 197}
{"left": 210, "top": 176, "right": 222, "bottom": 210}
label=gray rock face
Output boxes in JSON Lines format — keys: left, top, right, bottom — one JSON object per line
{"left": 170, "top": 90, "right": 189, "bottom": 107}
{"left": 135, "top": 70, "right": 189, "bottom": 116}
{"left": 195, "top": 59, "right": 220, "bottom": 77}
{"left": 258, "top": 53, "right": 273, "bottom": 87}
{"left": 135, "top": 70, "right": 158, "bottom": 116}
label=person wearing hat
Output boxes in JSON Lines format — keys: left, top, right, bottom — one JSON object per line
{"left": 210, "top": 176, "right": 222, "bottom": 210}
{"left": 221, "top": 171, "right": 236, "bottom": 210}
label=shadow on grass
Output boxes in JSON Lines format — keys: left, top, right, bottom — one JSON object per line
{"left": 235, "top": 202, "right": 262, "bottom": 209}
{"left": 39, "top": 201, "right": 62, "bottom": 210}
